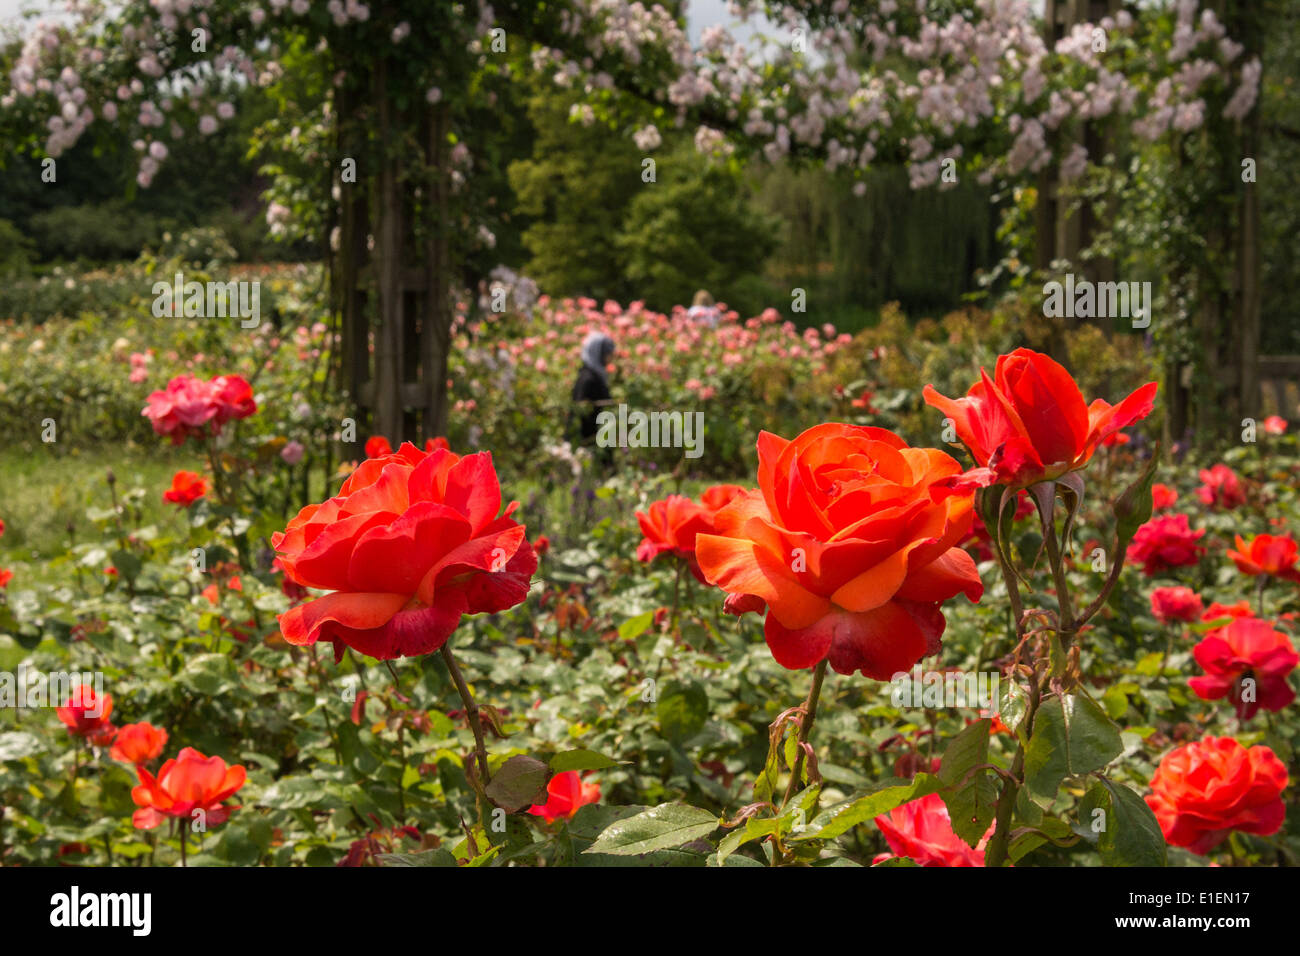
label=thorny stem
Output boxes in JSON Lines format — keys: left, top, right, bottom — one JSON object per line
{"left": 782, "top": 659, "right": 828, "bottom": 810}
{"left": 440, "top": 645, "right": 491, "bottom": 786}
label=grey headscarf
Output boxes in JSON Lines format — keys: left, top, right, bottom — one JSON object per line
{"left": 581, "top": 332, "right": 615, "bottom": 385}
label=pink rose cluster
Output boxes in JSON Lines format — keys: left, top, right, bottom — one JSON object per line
{"left": 142, "top": 374, "right": 257, "bottom": 445}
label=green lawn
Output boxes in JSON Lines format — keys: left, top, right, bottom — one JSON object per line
{"left": 0, "top": 444, "right": 192, "bottom": 564}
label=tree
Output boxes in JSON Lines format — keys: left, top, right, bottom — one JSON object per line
{"left": 0, "top": 1, "right": 1262, "bottom": 444}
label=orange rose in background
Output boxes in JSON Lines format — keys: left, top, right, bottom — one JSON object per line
{"left": 163, "top": 470, "right": 209, "bottom": 506}
{"left": 1146, "top": 736, "right": 1288, "bottom": 854}
{"left": 923, "top": 348, "right": 1157, "bottom": 489}
{"left": 1227, "top": 533, "right": 1300, "bottom": 582}
{"left": 636, "top": 484, "right": 748, "bottom": 584}
{"left": 273, "top": 442, "right": 537, "bottom": 661}
{"left": 110, "top": 722, "right": 169, "bottom": 765}
{"left": 636, "top": 495, "right": 714, "bottom": 582}
{"left": 528, "top": 771, "right": 601, "bottom": 823}
{"left": 1151, "top": 483, "right": 1178, "bottom": 510}
{"left": 131, "top": 747, "right": 247, "bottom": 830}
{"left": 1188, "top": 618, "right": 1299, "bottom": 719}
{"left": 696, "top": 424, "right": 982, "bottom": 679}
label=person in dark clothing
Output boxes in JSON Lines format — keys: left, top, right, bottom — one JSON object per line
{"left": 572, "top": 331, "right": 616, "bottom": 444}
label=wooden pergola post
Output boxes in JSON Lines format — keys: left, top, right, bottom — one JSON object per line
{"left": 333, "top": 58, "right": 455, "bottom": 453}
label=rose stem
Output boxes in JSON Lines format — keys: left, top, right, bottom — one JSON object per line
{"left": 440, "top": 645, "right": 491, "bottom": 785}
{"left": 782, "top": 658, "right": 828, "bottom": 809}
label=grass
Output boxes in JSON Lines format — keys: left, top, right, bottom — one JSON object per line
{"left": 0, "top": 444, "right": 192, "bottom": 564}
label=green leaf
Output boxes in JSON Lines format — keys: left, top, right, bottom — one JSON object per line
{"left": 583, "top": 803, "right": 719, "bottom": 856}
{"left": 1023, "top": 693, "right": 1123, "bottom": 804}
{"left": 1080, "top": 779, "right": 1167, "bottom": 866}
{"left": 938, "top": 718, "right": 990, "bottom": 787}
{"left": 715, "top": 816, "right": 780, "bottom": 865}
{"left": 0, "top": 731, "right": 42, "bottom": 762}
{"left": 618, "top": 611, "right": 654, "bottom": 641}
{"left": 656, "top": 679, "right": 708, "bottom": 743}
{"left": 937, "top": 721, "right": 996, "bottom": 849}
{"left": 792, "top": 774, "right": 940, "bottom": 842}
{"left": 484, "top": 755, "right": 550, "bottom": 813}
{"left": 549, "top": 749, "right": 618, "bottom": 772}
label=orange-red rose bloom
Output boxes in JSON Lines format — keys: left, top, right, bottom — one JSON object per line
{"left": 163, "top": 470, "right": 209, "bottom": 506}
{"left": 922, "top": 348, "right": 1157, "bottom": 488}
{"left": 527, "top": 771, "right": 601, "bottom": 823}
{"left": 873, "top": 792, "right": 988, "bottom": 866}
{"left": 696, "top": 424, "right": 982, "bottom": 679}
{"left": 1146, "top": 736, "right": 1288, "bottom": 854}
{"left": 635, "top": 485, "right": 748, "bottom": 584}
{"left": 110, "top": 722, "right": 169, "bottom": 765}
{"left": 56, "top": 687, "right": 113, "bottom": 740}
{"left": 636, "top": 495, "right": 715, "bottom": 583}
{"left": 1150, "top": 586, "right": 1203, "bottom": 625}
{"left": 131, "top": 747, "right": 247, "bottom": 830}
{"left": 273, "top": 442, "right": 537, "bottom": 661}
{"left": 1151, "top": 483, "right": 1178, "bottom": 511}
{"left": 1202, "top": 601, "right": 1254, "bottom": 638}
{"left": 1227, "top": 533, "right": 1300, "bottom": 583}
{"left": 1188, "top": 618, "right": 1299, "bottom": 719}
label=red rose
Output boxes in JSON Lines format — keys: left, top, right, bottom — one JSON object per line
{"left": 110, "top": 722, "right": 169, "bottom": 765}
{"left": 1262, "top": 415, "right": 1287, "bottom": 436}
{"left": 163, "top": 470, "right": 209, "bottom": 506}
{"left": 1196, "top": 465, "right": 1246, "bottom": 510}
{"left": 532, "top": 534, "right": 551, "bottom": 556}
{"left": 527, "top": 771, "right": 601, "bottom": 823}
{"left": 0, "top": 569, "right": 11, "bottom": 589}
{"left": 1146, "top": 736, "right": 1288, "bottom": 854}
{"left": 1150, "top": 586, "right": 1203, "bottom": 624}
{"left": 1188, "top": 618, "right": 1299, "bottom": 719}
{"left": 364, "top": 435, "right": 393, "bottom": 458}
{"left": 873, "top": 792, "right": 988, "bottom": 866}
{"left": 1125, "top": 514, "right": 1206, "bottom": 576}
{"left": 922, "top": 348, "right": 1157, "bottom": 489}
{"left": 273, "top": 442, "right": 536, "bottom": 661}
{"left": 56, "top": 687, "right": 114, "bottom": 740}
{"left": 131, "top": 747, "right": 247, "bottom": 830}
{"left": 696, "top": 423, "right": 982, "bottom": 679}
{"left": 1227, "top": 533, "right": 1300, "bottom": 583}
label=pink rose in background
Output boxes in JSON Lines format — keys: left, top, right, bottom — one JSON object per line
{"left": 142, "top": 373, "right": 256, "bottom": 444}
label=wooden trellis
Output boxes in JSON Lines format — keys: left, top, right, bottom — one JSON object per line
{"left": 331, "top": 56, "right": 453, "bottom": 454}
